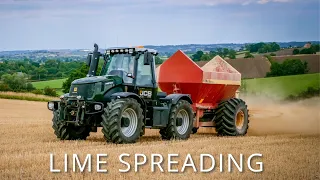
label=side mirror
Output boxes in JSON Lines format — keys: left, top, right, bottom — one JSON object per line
{"left": 144, "top": 52, "right": 153, "bottom": 65}
{"left": 86, "top": 53, "right": 92, "bottom": 66}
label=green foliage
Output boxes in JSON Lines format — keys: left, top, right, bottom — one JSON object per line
{"left": 293, "top": 44, "right": 320, "bottom": 55}
{"left": 62, "top": 63, "right": 89, "bottom": 93}
{"left": 0, "top": 83, "right": 11, "bottom": 91}
{"left": 228, "top": 49, "right": 236, "bottom": 59}
{"left": 270, "top": 53, "right": 276, "bottom": 56}
{"left": 191, "top": 51, "right": 204, "bottom": 61}
{"left": 31, "top": 89, "right": 43, "bottom": 95}
{"left": 0, "top": 59, "right": 83, "bottom": 81}
{"left": 200, "top": 53, "right": 212, "bottom": 61}
{"left": 1, "top": 73, "right": 35, "bottom": 92}
{"left": 244, "top": 52, "right": 254, "bottom": 58}
{"left": 293, "top": 48, "right": 300, "bottom": 55}
{"left": 246, "top": 42, "right": 280, "bottom": 53}
{"left": 155, "top": 56, "right": 163, "bottom": 64}
{"left": 43, "top": 86, "right": 57, "bottom": 97}
{"left": 266, "top": 59, "right": 308, "bottom": 77}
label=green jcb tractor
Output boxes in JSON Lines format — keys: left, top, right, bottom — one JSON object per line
{"left": 48, "top": 44, "right": 194, "bottom": 144}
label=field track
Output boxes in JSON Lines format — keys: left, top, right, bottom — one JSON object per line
{"left": 0, "top": 97, "right": 319, "bottom": 179}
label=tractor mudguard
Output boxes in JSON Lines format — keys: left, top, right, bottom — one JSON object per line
{"left": 160, "top": 94, "right": 193, "bottom": 105}
{"left": 110, "top": 92, "right": 146, "bottom": 109}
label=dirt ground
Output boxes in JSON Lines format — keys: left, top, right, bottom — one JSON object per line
{"left": 0, "top": 97, "right": 319, "bottom": 180}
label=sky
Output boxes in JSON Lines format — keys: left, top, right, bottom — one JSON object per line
{"left": 0, "top": 0, "right": 319, "bottom": 50}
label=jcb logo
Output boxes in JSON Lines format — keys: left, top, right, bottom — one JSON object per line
{"left": 140, "top": 90, "right": 152, "bottom": 98}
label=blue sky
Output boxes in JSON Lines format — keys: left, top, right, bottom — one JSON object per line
{"left": 0, "top": 0, "right": 319, "bottom": 50}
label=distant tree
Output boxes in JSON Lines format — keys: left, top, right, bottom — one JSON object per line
{"left": 222, "top": 48, "right": 229, "bottom": 57}
{"left": 266, "top": 59, "right": 308, "bottom": 77}
{"left": 62, "top": 63, "right": 89, "bottom": 93}
{"left": 0, "top": 73, "right": 34, "bottom": 92}
{"left": 44, "top": 86, "right": 57, "bottom": 97}
{"left": 200, "top": 53, "right": 211, "bottom": 61}
{"left": 155, "top": 56, "right": 164, "bottom": 64}
{"left": 311, "top": 44, "right": 320, "bottom": 52}
{"left": 247, "top": 42, "right": 280, "bottom": 53}
{"left": 228, "top": 49, "right": 236, "bottom": 59}
{"left": 293, "top": 49, "right": 300, "bottom": 55}
{"left": 299, "top": 48, "right": 314, "bottom": 54}
{"left": 244, "top": 52, "right": 254, "bottom": 58}
{"left": 191, "top": 51, "right": 204, "bottom": 61}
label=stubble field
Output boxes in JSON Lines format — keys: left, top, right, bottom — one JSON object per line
{"left": 0, "top": 97, "right": 319, "bottom": 180}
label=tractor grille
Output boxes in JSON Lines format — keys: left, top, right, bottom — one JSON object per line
{"left": 69, "top": 83, "right": 95, "bottom": 98}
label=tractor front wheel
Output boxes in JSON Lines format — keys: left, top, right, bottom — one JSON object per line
{"left": 101, "top": 98, "right": 144, "bottom": 144}
{"left": 160, "top": 100, "right": 194, "bottom": 140}
{"left": 214, "top": 98, "right": 249, "bottom": 136}
{"left": 52, "top": 110, "right": 91, "bottom": 140}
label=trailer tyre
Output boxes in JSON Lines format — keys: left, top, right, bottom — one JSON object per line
{"left": 214, "top": 98, "right": 249, "bottom": 136}
{"left": 101, "top": 98, "right": 143, "bottom": 144}
{"left": 160, "top": 100, "right": 194, "bottom": 140}
{"left": 52, "top": 109, "right": 91, "bottom": 140}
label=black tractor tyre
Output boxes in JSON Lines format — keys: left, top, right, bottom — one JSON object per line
{"left": 52, "top": 109, "right": 91, "bottom": 140}
{"left": 101, "top": 98, "right": 144, "bottom": 144}
{"left": 160, "top": 100, "right": 194, "bottom": 140}
{"left": 214, "top": 98, "right": 249, "bottom": 136}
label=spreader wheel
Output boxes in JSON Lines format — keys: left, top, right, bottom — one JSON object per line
{"left": 160, "top": 100, "right": 194, "bottom": 140}
{"left": 101, "top": 98, "right": 144, "bottom": 144}
{"left": 214, "top": 98, "right": 249, "bottom": 136}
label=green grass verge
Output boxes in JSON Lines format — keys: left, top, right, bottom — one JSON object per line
{"left": 32, "top": 78, "right": 66, "bottom": 89}
{"left": 242, "top": 73, "right": 320, "bottom": 98}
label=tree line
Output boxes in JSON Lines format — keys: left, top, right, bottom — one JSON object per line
{"left": 293, "top": 44, "right": 320, "bottom": 55}
{"left": 0, "top": 59, "right": 83, "bottom": 81}
{"left": 245, "top": 42, "right": 280, "bottom": 53}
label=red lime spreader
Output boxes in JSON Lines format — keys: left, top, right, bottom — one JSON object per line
{"left": 156, "top": 50, "right": 241, "bottom": 128}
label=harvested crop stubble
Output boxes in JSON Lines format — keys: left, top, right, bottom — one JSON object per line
{"left": 0, "top": 98, "right": 319, "bottom": 179}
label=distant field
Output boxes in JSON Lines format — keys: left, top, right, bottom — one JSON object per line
{"left": 243, "top": 73, "right": 320, "bottom": 98}
{"left": 32, "top": 78, "right": 66, "bottom": 89}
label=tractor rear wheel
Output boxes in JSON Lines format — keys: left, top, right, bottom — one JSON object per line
{"left": 101, "top": 98, "right": 144, "bottom": 144}
{"left": 52, "top": 110, "right": 91, "bottom": 140}
{"left": 160, "top": 100, "right": 194, "bottom": 140}
{"left": 214, "top": 98, "right": 249, "bottom": 136}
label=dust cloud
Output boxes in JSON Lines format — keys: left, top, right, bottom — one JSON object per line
{"left": 243, "top": 95, "right": 320, "bottom": 135}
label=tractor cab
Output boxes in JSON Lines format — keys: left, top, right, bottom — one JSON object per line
{"left": 101, "top": 47, "right": 160, "bottom": 100}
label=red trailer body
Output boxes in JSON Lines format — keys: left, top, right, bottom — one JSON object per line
{"left": 157, "top": 50, "right": 241, "bottom": 128}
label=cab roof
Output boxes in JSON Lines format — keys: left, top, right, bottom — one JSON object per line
{"left": 106, "top": 47, "right": 158, "bottom": 55}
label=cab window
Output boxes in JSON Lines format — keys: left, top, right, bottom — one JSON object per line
{"left": 136, "top": 54, "right": 153, "bottom": 86}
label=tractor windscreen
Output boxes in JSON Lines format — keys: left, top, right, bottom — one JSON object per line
{"left": 102, "top": 54, "right": 135, "bottom": 83}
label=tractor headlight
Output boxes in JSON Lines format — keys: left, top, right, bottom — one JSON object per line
{"left": 48, "top": 102, "right": 54, "bottom": 110}
{"left": 48, "top": 101, "right": 58, "bottom": 111}
{"left": 94, "top": 104, "right": 102, "bottom": 111}
{"left": 106, "top": 50, "right": 110, "bottom": 55}
{"left": 129, "top": 48, "right": 134, "bottom": 54}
